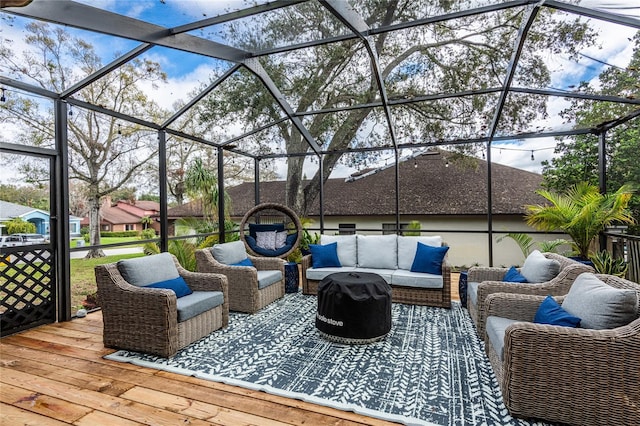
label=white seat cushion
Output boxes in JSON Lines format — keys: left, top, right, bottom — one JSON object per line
{"left": 391, "top": 269, "right": 443, "bottom": 289}
{"left": 352, "top": 267, "right": 395, "bottom": 283}
{"left": 486, "top": 316, "right": 520, "bottom": 361}
{"left": 305, "top": 266, "right": 357, "bottom": 281}
{"left": 257, "top": 270, "right": 283, "bottom": 289}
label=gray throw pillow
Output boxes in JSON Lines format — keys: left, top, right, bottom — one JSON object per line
{"left": 562, "top": 273, "right": 639, "bottom": 330}
{"left": 211, "top": 240, "right": 248, "bottom": 265}
{"left": 519, "top": 250, "right": 560, "bottom": 283}
{"left": 117, "top": 252, "right": 179, "bottom": 286}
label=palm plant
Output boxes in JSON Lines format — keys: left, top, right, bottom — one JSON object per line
{"left": 497, "top": 233, "right": 535, "bottom": 258}
{"left": 497, "top": 233, "right": 570, "bottom": 260}
{"left": 525, "top": 182, "right": 636, "bottom": 259}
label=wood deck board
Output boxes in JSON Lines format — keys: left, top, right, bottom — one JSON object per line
{"left": 1, "top": 276, "right": 461, "bottom": 425}
{"left": 0, "top": 314, "right": 402, "bottom": 425}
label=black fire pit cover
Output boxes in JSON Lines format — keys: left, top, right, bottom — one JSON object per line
{"left": 316, "top": 272, "right": 392, "bottom": 344}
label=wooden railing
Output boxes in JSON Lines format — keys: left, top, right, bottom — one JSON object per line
{"left": 604, "top": 232, "right": 640, "bottom": 283}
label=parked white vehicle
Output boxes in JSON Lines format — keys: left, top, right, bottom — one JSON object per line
{"left": 13, "top": 233, "right": 49, "bottom": 244}
{"left": 0, "top": 234, "right": 48, "bottom": 247}
{"left": 0, "top": 235, "right": 24, "bottom": 248}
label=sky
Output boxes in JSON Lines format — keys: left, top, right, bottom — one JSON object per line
{"left": 1, "top": 0, "right": 639, "bottom": 184}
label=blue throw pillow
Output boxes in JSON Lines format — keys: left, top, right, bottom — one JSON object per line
{"left": 231, "top": 257, "right": 254, "bottom": 267}
{"left": 534, "top": 295, "right": 581, "bottom": 327}
{"left": 145, "top": 276, "right": 193, "bottom": 298}
{"left": 503, "top": 266, "right": 528, "bottom": 283}
{"left": 410, "top": 242, "right": 449, "bottom": 275}
{"left": 309, "top": 242, "right": 341, "bottom": 268}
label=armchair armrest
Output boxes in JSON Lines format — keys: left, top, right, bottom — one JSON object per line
{"left": 301, "top": 254, "right": 312, "bottom": 271}
{"left": 484, "top": 292, "right": 549, "bottom": 323}
{"left": 467, "top": 266, "right": 510, "bottom": 283}
{"left": 501, "top": 318, "right": 640, "bottom": 424}
{"left": 195, "top": 249, "right": 251, "bottom": 273}
{"left": 249, "top": 254, "right": 286, "bottom": 273}
{"left": 179, "top": 269, "right": 228, "bottom": 294}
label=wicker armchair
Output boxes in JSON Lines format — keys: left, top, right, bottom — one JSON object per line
{"left": 95, "top": 254, "right": 229, "bottom": 358}
{"left": 467, "top": 252, "right": 593, "bottom": 339}
{"left": 483, "top": 274, "right": 640, "bottom": 425}
{"left": 195, "top": 248, "right": 285, "bottom": 313}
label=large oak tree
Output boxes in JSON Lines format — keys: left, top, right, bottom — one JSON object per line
{"left": 1, "top": 22, "right": 167, "bottom": 257}
{"left": 198, "top": 1, "right": 595, "bottom": 216}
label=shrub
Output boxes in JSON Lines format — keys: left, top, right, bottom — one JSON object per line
{"left": 100, "top": 230, "right": 140, "bottom": 238}
{"left": 589, "top": 250, "right": 628, "bottom": 277}
{"left": 5, "top": 217, "right": 36, "bottom": 234}
{"left": 139, "top": 228, "right": 156, "bottom": 240}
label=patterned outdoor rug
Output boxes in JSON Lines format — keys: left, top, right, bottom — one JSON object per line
{"left": 105, "top": 292, "right": 552, "bottom": 426}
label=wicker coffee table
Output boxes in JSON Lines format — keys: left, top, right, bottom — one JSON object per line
{"left": 316, "top": 271, "right": 392, "bottom": 344}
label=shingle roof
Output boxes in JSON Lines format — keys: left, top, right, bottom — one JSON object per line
{"left": 167, "top": 151, "right": 545, "bottom": 218}
{"left": 130, "top": 200, "right": 160, "bottom": 211}
{"left": 225, "top": 152, "right": 545, "bottom": 216}
{"left": 0, "top": 200, "right": 44, "bottom": 219}
{"left": 100, "top": 206, "right": 143, "bottom": 224}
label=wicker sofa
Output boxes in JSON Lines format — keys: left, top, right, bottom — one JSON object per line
{"left": 195, "top": 241, "right": 285, "bottom": 314}
{"left": 95, "top": 253, "right": 229, "bottom": 358}
{"left": 467, "top": 251, "right": 594, "bottom": 339}
{"left": 483, "top": 273, "right": 640, "bottom": 425}
{"left": 301, "top": 234, "right": 451, "bottom": 308}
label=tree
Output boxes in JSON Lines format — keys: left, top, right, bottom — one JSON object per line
{"left": 185, "top": 157, "right": 222, "bottom": 223}
{"left": 199, "top": 2, "right": 595, "bottom": 216}
{"left": 5, "top": 217, "right": 36, "bottom": 234}
{"left": 0, "top": 184, "right": 48, "bottom": 210}
{"left": 542, "top": 32, "right": 640, "bottom": 222}
{"left": 1, "top": 22, "right": 167, "bottom": 257}
{"left": 525, "top": 182, "right": 636, "bottom": 259}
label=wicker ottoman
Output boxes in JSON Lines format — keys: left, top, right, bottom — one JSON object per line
{"left": 316, "top": 272, "right": 392, "bottom": 344}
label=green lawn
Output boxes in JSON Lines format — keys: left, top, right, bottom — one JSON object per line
{"left": 70, "top": 253, "right": 145, "bottom": 310}
{"left": 72, "top": 236, "right": 146, "bottom": 247}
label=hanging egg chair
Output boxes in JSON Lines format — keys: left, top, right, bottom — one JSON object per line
{"left": 239, "top": 203, "right": 302, "bottom": 258}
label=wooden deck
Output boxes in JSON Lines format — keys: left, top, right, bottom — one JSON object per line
{"left": 0, "top": 275, "right": 461, "bottom": 425}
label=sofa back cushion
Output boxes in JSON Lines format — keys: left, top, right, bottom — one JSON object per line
{"left": 520, "top": 250, "right": 560, "bottom": 283}
{"left": 397, "top": 235, "right": 443, "bottom": 270}
{"left": 211, "top": 240, "right": 249, "bottom": 265}
{"left": 117, "top": 252, "right": 179, "bottom": 286}
{"left": 562, "top": 273, "right": 639, "bottom": 329}
{"left": 357, "top": 234, "right": 397, "bottom": 269}
{"left": 320, "top": 235, "right": 357, "bottom": 266}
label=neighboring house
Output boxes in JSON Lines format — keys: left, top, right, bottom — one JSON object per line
{"left": 0, "top": 200, "right": 82, "bottom": 237}
{"left": 167, "top": 151, "right": 558, "bottom": 267}
{"left": 81, "top": 197, "right": 160, "bottom": 233}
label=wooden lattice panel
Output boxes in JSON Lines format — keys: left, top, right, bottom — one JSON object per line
{"left": 0, "top": 246, "right": 55, "bottom": 336}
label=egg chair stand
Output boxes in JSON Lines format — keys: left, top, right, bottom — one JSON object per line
{"left": 239, "top": 203, "right": 302, "bottom": 259}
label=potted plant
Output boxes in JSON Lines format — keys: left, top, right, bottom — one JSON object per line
{"left": 525, "top": 182, "right": 636, "bottom": 261}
